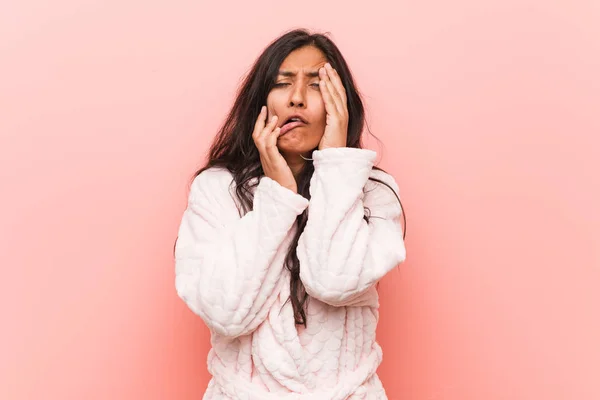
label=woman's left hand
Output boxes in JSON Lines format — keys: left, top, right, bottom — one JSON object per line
{"left": 318, "top": 63, "right": 348, "bottom": 150}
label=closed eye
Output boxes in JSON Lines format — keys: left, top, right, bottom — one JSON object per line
{"left": 273, "top": 82, "right": 320, "bottom": 88}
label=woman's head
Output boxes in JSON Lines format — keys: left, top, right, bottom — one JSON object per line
{"left": 266, "top": 45, "right": 327, "bottom": 159}
{"left": 196, "top": 29, "right": 404, "bottom": 327}
{"left": 206, "top": 29, "right": 366, "bottom": 172}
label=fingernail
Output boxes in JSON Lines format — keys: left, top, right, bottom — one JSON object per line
{"left": 325, "top": 63, "right": 331, "bottom": 69}
{"left": 261, "top": 106, "right": 266, "bottom": 113}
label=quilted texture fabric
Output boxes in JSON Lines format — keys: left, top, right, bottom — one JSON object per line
{"left": 175, "top": 147, "right": 406, "bottom": 399}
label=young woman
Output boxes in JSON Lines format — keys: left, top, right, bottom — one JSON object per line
{"left": 174, "top": 28, "right": 407, "bottom": 399}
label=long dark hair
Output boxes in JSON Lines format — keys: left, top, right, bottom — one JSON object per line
{"left": 189, "top": 28, "right": 405, "bottom": 326}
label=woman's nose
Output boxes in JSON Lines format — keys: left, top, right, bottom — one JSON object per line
{"left": 289, "top": 87, "right": 306, "bottom": 108}
{"left": 289, "top": 99, "right": 305, "bottom": 107}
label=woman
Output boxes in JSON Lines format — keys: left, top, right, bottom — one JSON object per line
{"left": 174, "top": 28, "right": 407, "bottom": 399}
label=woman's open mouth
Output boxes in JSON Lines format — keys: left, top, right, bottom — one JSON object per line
{"left": 280, "top": 116, "right": 307, "bottom": 135}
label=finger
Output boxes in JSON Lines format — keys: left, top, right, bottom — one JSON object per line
{"left": 259, "top": 115, "right": 277, "bottom": 137}
{"left": 264, "top": 115, "right": 279, "bottom": 135}
{"left": 326, "top": 78, "right": 344, "bottom": 115}
{"left": 320, "top": 67, "right": 344, "bottom": 115}
{"left": 319, "top": 79, "right": 338, "bottom": 118}
{"left": 253, "top": 106, "right": 267, "bottom": 139}
{"left": 265, "top": 126, "right": 282, "bottom": 151}
{"left": 259, "top": 115, "right": 278, "bottom": 143}
{"left": 325, "top": 64, "right": 347, "bottom": 106}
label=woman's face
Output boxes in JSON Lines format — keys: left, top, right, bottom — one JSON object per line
{"left": 266, "top": 46, "right": 328, "bottom": 157}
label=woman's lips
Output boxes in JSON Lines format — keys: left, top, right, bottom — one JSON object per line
{"left": 280, "top": 120, "right": 306, "bottom": 135}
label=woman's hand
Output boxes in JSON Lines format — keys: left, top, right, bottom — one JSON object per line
{"left": 253, "top": 106, "right": 298, "bottom": 193}
{"left": 318, "top": 63, "right": 349, "bottom": 150}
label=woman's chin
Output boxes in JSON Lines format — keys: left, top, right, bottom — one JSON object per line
{"left": 277, "top": 143, "right": 313, "bottom": 157}
{"left": 276, "top": 139, "right": 299, "bottom": 153}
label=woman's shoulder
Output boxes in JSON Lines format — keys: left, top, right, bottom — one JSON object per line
{"left": 363, "top": 167, "right": 403, "bottom": 216}
{"left": 367, "top": 167, "right": 400, "bottom": 195}
{"left": 193, "top": 166, "right": 233, "bottom": 183}
{"left": 189, "top": 166, "right": 236, "bottom": 199}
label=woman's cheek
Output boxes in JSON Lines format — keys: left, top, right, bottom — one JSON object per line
{"left": 266, "top": 94, "right": 283, "bottom": 120}
{"left": 265, "top": 93, "right": 275, "bottom": 116}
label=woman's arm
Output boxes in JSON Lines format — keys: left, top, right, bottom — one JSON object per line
{"left": 297, "top": 147, "right": 406, "bottom": 307}
{"left": 175, "top": 168, "right": 309, "bottom": 337}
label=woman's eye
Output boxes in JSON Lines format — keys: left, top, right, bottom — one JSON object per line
{"left": 273, "top": 83, "right": 290, "bottom": 87}
{"left": 310, "top": 83, "right": 320, "bottom": 88}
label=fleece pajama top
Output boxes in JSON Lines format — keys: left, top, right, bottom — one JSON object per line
{"left": 175, "top": 147, "right": 406, "bottom": 399}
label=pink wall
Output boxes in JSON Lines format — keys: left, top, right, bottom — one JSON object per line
{"left": 1, "top": 1, "right": 599, "bottom": 399}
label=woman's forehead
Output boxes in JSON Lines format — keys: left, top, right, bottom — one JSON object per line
{"left": 279, "top": 46, "right": 327, "bottom": 71}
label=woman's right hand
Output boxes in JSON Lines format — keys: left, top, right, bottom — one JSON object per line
{"left": 253, "top": 106, "right": 298, "bottom": 193}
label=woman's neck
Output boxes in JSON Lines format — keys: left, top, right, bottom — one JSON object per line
{"left": 288, "top": 157, "right": 306, "bottom": 179}
{"left": 282, "top": 153, "right": 309, "bottom": 179}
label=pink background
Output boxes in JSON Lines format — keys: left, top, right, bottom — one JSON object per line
{"left": 1, "top": 1, "right": 599, "bottom": 399}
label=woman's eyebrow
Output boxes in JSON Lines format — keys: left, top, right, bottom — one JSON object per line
{"left": 278, "top": 70, "right": 320, "bottom": 78}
